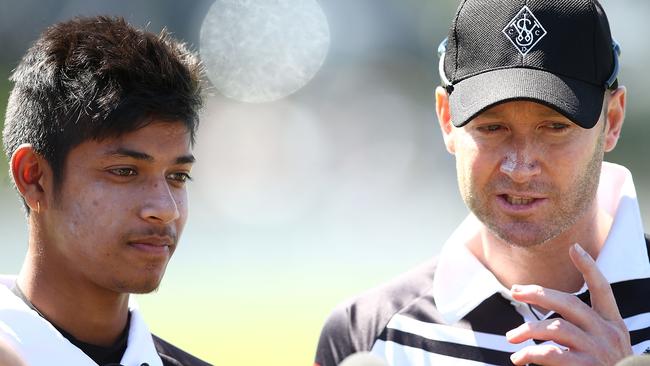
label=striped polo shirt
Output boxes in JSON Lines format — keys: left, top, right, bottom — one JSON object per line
{"left": 315, "top": 163, "right": 650, "bottom": 366}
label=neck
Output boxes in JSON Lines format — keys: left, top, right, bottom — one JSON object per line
{"left": 17, "top": 224, "right": 129, "bottom": 347}
{"left": 469, "top": 202, "right": 613, "bottom": 294}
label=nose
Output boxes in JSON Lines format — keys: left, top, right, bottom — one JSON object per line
{"left": 139, "top": 179, "right": 180, "bottom": 224}
{"left": 500, "top": 140, "right": 541, "bottom": 183}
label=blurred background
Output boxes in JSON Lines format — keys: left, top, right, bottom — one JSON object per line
{"left": 0, "top": 1, "right": 648, "bottom": 365}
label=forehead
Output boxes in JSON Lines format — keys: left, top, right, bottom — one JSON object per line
{"left": 71, "top": 121, "right": 192, "bottom": 161}
{"left": 114, "top": 121, "right": 191, "bottom": 145}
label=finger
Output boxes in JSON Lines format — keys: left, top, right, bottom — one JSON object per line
{"left": 511, "top": 284, "right": 596, "bottom": 330}
{"left": 569, "top": 243, "right": 621, "bottom": 321}
{"left": 510, "top": 344, "right": 577, "bottom": 366}
{"left": 506, "top": 318, "right": 588, "bottom": 350}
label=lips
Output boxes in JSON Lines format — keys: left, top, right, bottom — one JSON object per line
{"left": 127, "top": 235, "right": 174, "bottom": 256}
{"left": 496, "top": 192, "right": 547, "bottom": 213}
{"left": 504, "top": 195, "right": 535, "bottom": 205}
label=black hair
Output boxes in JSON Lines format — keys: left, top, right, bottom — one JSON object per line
{"left": 2, "top": 16, "right": 203, "bottom": 211}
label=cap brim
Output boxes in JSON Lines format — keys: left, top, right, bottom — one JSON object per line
{"left": 448, "top": 68, "right": 605, "bottom": 128}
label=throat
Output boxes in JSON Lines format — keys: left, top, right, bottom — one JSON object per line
{"left": 14, "top": 269, "right": 131, "bottom": 347}
{"left": 470, "top": 208, "right": 613, "bottom": 293}
{"left": 11, "top": 281, "right": 130, "bottom": 364}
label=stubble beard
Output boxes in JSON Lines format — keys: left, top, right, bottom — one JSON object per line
{"left": 461, "top": 133, "right": 605, "bottom": 248}
{"left": 111, "top": 265, "right": 167, "bottom": 294}
{"left": 108, "top": 230, "right": 178, "bottom": 294}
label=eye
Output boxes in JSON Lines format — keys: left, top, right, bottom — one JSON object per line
{"left": 167, "top": 172, "right": 193, "bottom": 184}
{"left": 109, "top": 167, "right": 137, "bottom": 177}
{"left": 543, "top": 122, "right": 571, "bottom": 132}
{"left": 476, "top": 124, "right": 506, "bottom": 133}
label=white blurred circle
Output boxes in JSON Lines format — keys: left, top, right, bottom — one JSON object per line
{"left": 199, "top": 0, "right": 330, "bottom": 103}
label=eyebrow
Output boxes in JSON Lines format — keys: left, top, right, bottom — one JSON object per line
{"left": 106, "top": 148, "right": 195, "bottom": 165}
{"left": 175, "top": 154, "right": 196, "bottom": 164}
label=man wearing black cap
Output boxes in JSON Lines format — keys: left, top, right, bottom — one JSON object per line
{"left": 315, "top": 1, "right": 650, "bottom": 365}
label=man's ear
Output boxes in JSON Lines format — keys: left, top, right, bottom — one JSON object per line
{"left": 10, "top": 144, "right": 50, "bottom": 213}
{"left": 435, "top": 86, "right": 456, "bottom": 154}
{"left": 603, "top": 86, "right": 626, "bottom": 152}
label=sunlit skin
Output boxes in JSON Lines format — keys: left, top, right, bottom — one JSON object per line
{"left": 0, "top": 338, "right": 27, "bottom": 366}
{"left": 436, "top": 87, "right": 625, "bottom": 292}
{"left": 456, "top": 102, "right": 604, "bottom": 249}
{"left": 436, "top": 86, "right": 632, "bottom": 365}
{"left": 10, "top": 121, "right": 194, "bottom": 347}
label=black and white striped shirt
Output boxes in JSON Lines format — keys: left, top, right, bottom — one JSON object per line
{"left": 315, "top": 164, "right": 650, "bottom": 366}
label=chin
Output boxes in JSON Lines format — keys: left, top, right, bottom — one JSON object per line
{"left": 111, "top": 271, "right": 166, "bottom": 294}
{"left": 136, "top": 272, "right": 167, "bottom": 294}
{"left": 489, "top": 222, "right": 562, "bottom": 248}
{"left": 128, "top": 283, "right": 162, "bottom": 294}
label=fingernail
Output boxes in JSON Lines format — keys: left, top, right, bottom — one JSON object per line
{"left": 510, "top": 351, "right": 522, "bottom": 363}
{"left": 511, "top": 284, "right": 522, "bottom": 293}
{"left": 574, "top": 243, "right": 587, "bottom": 256}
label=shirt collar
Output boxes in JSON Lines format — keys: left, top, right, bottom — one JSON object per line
{"left": 0, "top": 276, "right": 162, "bottom": 366}
{"left": 433, "top": 162, "right": 650, "bottom": 325}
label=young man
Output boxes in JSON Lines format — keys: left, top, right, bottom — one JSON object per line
{"left": 315, "top": 1, "right": 650, "bottom": 365}
{"left": 0, "top": 16, "right": 210, "bottom": 366}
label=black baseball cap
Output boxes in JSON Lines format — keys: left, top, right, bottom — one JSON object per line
{"left": 438, "top": 0, "right": 620, "bottom": 129}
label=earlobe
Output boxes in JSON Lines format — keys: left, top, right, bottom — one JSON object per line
{"left": 10, "top": 144, "right": 47, "bottom": 213}
{"left": 603, "top": 86, "right": 626, "bottom": 152}
{"left": 435, "top": 87, "right": 456, "bottom": 154}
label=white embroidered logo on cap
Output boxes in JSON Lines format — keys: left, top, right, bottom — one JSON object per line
{"left": 502, "top": 5, "right": 547, "bottom": 56}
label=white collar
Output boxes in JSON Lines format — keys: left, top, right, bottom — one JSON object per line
{"left": 433, "top": 162, "right": 650, "bottom": 325}
{"left": 0, "top": 276, "right": 162, "bottom": 366}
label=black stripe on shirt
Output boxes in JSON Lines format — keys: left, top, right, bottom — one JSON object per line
{"left": 379, "top": 327, "right": 515, "bottom": 366}
{"left": 400, "top": 292, "right": 525, "bottom": 336}
{"left": 464, "top": 293, "right": 524, "bottom": 336}
{"left": 574, "top": 278, "right": 650, "bottom": 317}
{"left": 631, "top": 326, "right": 650, "bottom": 346}
{"left": 544, "top": 278, "right": 650, "bottom": 322}
{"left": 611, "top": 278, "right": 650, "bottom": 318}
{"left": 533, "top": 278, "right": 650, "bottom": 345}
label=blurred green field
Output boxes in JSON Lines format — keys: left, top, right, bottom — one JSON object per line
{"left": 138, "top": 280, "right": 328, "bottom": 364}
{"left": 137, "top": 264, "right": 408, "bottom": 365}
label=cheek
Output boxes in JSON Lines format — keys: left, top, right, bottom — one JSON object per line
{"left": 175, "top": 191, "right": 189, "bottom": 227}
{"left": 455, "top": 134, "right": 478, "bottom": 167}
{"left": 455, "top": 138, "right": 496, "bottom": 187}
{"left": 61, "top": 184, "right": 126, "bottom": 243}
{"left": 546, "top": 137, "right": 601, "bottom": 184}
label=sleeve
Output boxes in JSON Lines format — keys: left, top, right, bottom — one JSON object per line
{"left": 314, "top": 258, "right": 439, "bottom": 366}
{"left": 152, "top": 334, "right": 213, "bottom": 366}
{"left": 314, "top": 304, "right": 357, "bottom": 366}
